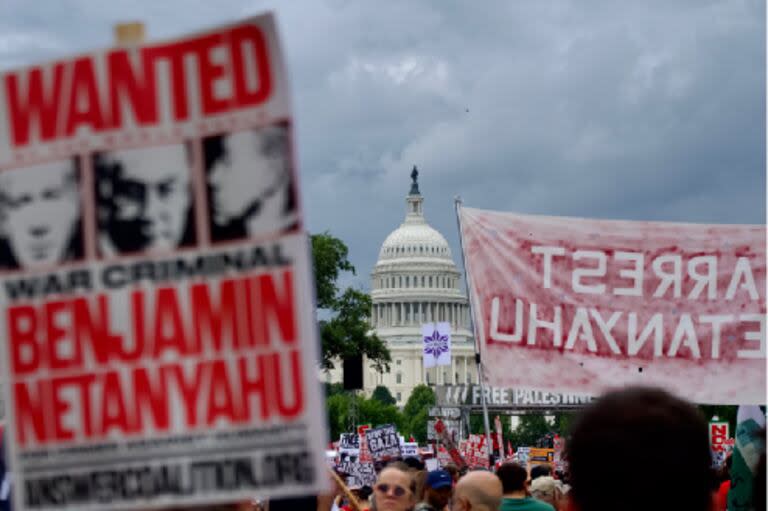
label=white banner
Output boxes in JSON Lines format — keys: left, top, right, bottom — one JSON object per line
{"left": 422, "top": 322, "right": 452, "bottom": 368}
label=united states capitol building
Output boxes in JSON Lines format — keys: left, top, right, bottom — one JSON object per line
{"left": 329, "top": 169, "right": 479, "bottom": 405}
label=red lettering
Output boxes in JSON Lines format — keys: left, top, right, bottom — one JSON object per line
{"left": 8, "top": 305, "right": 40, "bottom": 375}
{"left": 4, "top": 63, "right": 65, "bottom": 146}
{"left": 99, "top": 371, "right": 132, "bottom": 435}
{"left": 144, "top": 42, "right": 191, "bottom": 121}
{"left": 259, "top": 270, "right": 296, "bottom": 344}
{"left": 64, "top": 57, "right": 105, "bottom": 136}
{"left": 247, "top": 276, "right": 269, "bottom": 347}
{"left": 50, "top": 376, "right": 75, "bottom": 441}
{"left": 73, "top": 294, "right": 120, "bottom": 365}
{"left": 46, "top": 299, "right": 78, "bottom": 370}
{"left": 238, "top": 354, "right": 269, "bottom": 420}
{"left": 271, "top": 350, "right": 304, "bottom": 419}
{"left": 14, "top": 380, "right": 47, "bottom": 446}
{"left": 132, "top": 367, "right": 170, "bottom": 432}
{"left": 229, "top": 24, "right": 272, "bottom": 107}
{"left": 64, "top": 374, "right": 96, "bottom": 438}
{"left": 166, "top": 363, "right": 205, "bottom": 427}
{"left": 191, "top": 279, "right": 241, "bottom": 354}
{"left": 206, "top": 359, "right": 237, "bottom": 425}
{"left": 107, "top": 49, "right": 158, "bottom": 128}
{"left": 193, "top": 34, "right": 229, "bottom": 114}
{"left": 130, "top": 290, "right": 148, "bottom": 361}
{"left": 152, "top": 287, "right": 188, "bottom": 357}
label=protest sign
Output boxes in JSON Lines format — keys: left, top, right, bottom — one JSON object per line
{"left": 0, "top": 14, "right": 329, "bottom": 510}
{"left": 463, "top": 435, "right": 490, "bottom": 468}
{"left": 427, "top": 419, "right": 460, "bottom": 441}
{"left": 434, "top": 419, "right": 467, "bottom": 469}
{"left": 436, "top": 446, "right": 453, "bottom": 467}
{"left": 365, "top": 424, "right": 401, "bottom": 461}
{"left": 529, "top": 448, "right": 555, "bottom": 465}
{"left": 340, "top": 433, "right": 360, "bottom": 450}
{"left": 553, "top": 436, "right": 566, "bottom": 472}
{"left": 458, "top": 206, "right": 766, "bottom": 404}
{"left": 345, "top": 462, "right": 376, "bottom": 489}
{"left": 401, "top": 442, "right": 419, "bottom": 458}
{"left": 516, "top": 447, "right": 530, "bottom": 467}
{"left": 709, "top": 421, "right": 730, "bottom": 452}
{"left": 358, "top": 426, "right": 372, "bottom": 463}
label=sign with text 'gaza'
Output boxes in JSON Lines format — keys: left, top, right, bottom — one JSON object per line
{"left": 365, "top": 424, "right": 402, "bottom": 462}
{"left": 459, "top": 206, "right": 766, "bottom": 404}
{"left": 0, "top": 13, "right": 328, "bottom": 511}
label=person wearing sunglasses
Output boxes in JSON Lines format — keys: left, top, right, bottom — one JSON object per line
{"left": 373, "top": 466, "right": 417, "bottom": 511}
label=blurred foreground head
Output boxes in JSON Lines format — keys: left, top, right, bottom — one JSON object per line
{"left": 567, "top": 386, "right": 712, "bottom": 511}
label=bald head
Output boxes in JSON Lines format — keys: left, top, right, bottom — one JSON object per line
{"left": 452, "top": 471, "right": 503, "bottom": 511}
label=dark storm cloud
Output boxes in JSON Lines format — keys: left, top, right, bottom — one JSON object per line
{"left": 0, "top": 0, "right": 763, "bottom": 289}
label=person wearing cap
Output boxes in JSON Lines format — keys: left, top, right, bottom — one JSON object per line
{"left": 529, "top": 476, "right": 560, "bottom": 509}
{"left": 415, "top": 470, "right": 453, "bottom": 511}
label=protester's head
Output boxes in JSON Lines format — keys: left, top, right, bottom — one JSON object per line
{"left": 567, "top": 386, "right": 712, "bottom": 511}
{"left": 451, "top": 470, "right": 503, "bottom": 511}
{"left": 422, "top": 470, "right": 453, "bottom": 509}
{"left": 530, "top": 475, "right": 558, "bottom": 507}
{"left": 374, "top": 466, "right": 416, "bottom": 511}
{"left": 0, "top": 159, "right": 82, "bottom": 268}
{"left": 95, "top": 144, "right": 194, "bottom": 254}
{"left": 403, "top": 457, "right": 425, "bottom": 471}
{"left": 531, "top": 464, "right": 552, "bottom": 481}
{"left": 496, "top": 462, "right": 528, "bottom": 495}
{"left": 443, "top": 463, "right": 460, "bottom": 483}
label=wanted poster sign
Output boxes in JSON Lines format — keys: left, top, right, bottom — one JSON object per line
{"left": 458, "top": 206, "right": 766, "bottom": 404}
{"left": 365, "top": 425, "right": 401, "bottom": 462}
{"left": 0, "top": 14, "right": 329, "bottom": 510}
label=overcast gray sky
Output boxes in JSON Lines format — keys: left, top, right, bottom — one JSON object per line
{"left": 1, "top": 0, "right": 764, "bottom": 290}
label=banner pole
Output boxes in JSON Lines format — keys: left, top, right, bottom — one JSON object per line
{"left": 454, "top": 197, "right": 494, "bottom": 465}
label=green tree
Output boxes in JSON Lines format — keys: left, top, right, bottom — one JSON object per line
{"left": 402, "top": 385, "right": 436, "bottom": 441}
{"left": 553, "top": 412, "right": 577, "bottom": 438}
{"left": 372, "top": 385, "right": 397, "bottom": 406}
{"left": 508, "top": 414, "right": 552, "bottom": 448}
{"left": 325, "top": 392, "right": 405, "bottom": 440}
{"left": 312, "top": 233, "right": 391, "bottom": 372}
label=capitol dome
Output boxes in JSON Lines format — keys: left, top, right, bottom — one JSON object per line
{"left": 364, "top": 166, "right": 477, "bottom": 406}
{"left": 378, "top": 220, "right": 453, "bottom": 262}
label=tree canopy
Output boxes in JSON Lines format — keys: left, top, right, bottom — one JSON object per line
{"left": 372, "top": 385, "right": 397, "bottom": 406}
{"left": 312, "top": 232, "right": 391, "bottom": 372}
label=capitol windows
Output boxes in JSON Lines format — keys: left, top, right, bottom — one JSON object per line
{"left": 396, "top": 359, "right": 402, "bottom": 365}
{"left": 399, "top": 276, "right": 403, "bottom": 287}
{"left": 397, "top": 392, "right": 402, "bottom": 402}
{"left": 396, "top": 372, "right": 403, "bottom": 384}
{"left": 429, "top": 276, "right": 433, "bottom": 287}
{"left": 421, "top": 276, "right": 425, "bottom": 287}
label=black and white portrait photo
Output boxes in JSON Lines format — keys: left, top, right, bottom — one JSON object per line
{"left": 94, "top": 144, "right": 196, "bottom": 256}
{"left": 203, "top": 123, "right": 298, "bottom": 242}
{"left": 0, "top": 159, "right": 83, "bottom": 270}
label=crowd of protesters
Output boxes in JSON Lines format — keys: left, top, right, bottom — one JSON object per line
{"left": 1, "top": 386, "right": 764, "bottom": 510}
